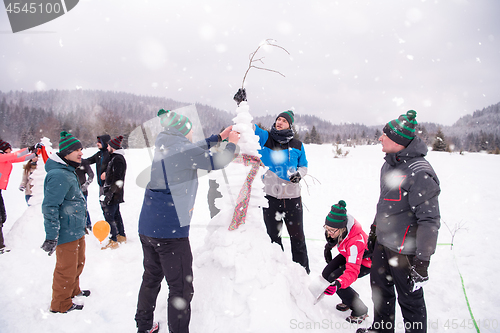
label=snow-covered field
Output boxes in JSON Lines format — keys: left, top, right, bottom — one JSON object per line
{"left": 1, "top": 143, "right": 499, "bottom": 333}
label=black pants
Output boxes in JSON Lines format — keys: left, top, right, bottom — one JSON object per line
{"left": 370, "top": 243, "right": 426, "bottom": 333}
{"left": 103, "top": 203, "right": 125, "bottom": 241}
{"left": 263, "top": 195, "right": 309, "bottom": 273}
{"left": 0, "top": 189, "right": 6, "bottom": 249}
{"left": 322, "top": 254, "right": 370, "bottom": 316}
{"left": 135, "top": 235, "right": 194, "bottom": 333}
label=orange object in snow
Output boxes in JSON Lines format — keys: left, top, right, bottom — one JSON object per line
{"left": 93, "top": 220, "right": 111, "bottom": 243}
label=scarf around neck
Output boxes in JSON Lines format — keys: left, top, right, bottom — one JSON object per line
{"left": 270, "top": 125, "right": 294, "bottom": 144}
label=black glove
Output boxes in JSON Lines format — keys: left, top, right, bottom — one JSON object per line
{"left": 324, "top": 245, "right": 333, "bottom": 264}
{"left": 365, "top": 223, "right": 377, "bottom": 256}
{"left": 35, "top": 143, "right": 44, "bottom": 149}
{"left": 409, "top": 258, "right": 429, "bottom": 292}
{"left": 289, "top": 172, "right": 301, "bottom": 183}
{"left": 41, "top": 239, "right": 57, "bottom": 256}
{"left": 233, "top": 88, "right": 247, "bottom": 105}
{"left": 28, "top": 145, "right": 37, "bottom": 153}
{"left": 324, "top": 232, "right": 337, "bottom": 263}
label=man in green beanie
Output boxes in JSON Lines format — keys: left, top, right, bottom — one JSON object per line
{"left": 41, "top": 131, "right": 90, "bottom": 313}
{"left": 358, "top": 111, "right": 441, "bottom": 333}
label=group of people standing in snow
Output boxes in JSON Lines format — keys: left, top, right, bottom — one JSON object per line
{"left": 232, "top": 88, "right": 440, "bottom": 333}
{"left": 0, "top": 86, "right": 440, "bottom": 333}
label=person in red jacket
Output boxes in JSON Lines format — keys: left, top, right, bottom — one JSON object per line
{"left": 0, "top": 139, "right": 39, "bottom": 253}
{"left": 321, "top": 200, "right": 371, "bottom": 324}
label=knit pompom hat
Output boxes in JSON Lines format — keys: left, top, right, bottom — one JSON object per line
{"left": 109, "top": 135, "right": 124, "bottom": 150}
{"left": 0, "top": 139, "right": 12, "bottom": 152}
{"left": 59, "top": 131, "right": 83, "bottom": 156}
{"left": 325, "top": 200, "right": 348, "bottom": 229}
{"left": 158, "top": 109, "right": 193, "bottom": 136}
{"left": 383, "top": 110, "right": 418, "bottom": 147}
{"left": 276, "top": 110, "right": 295, "bottom": 126}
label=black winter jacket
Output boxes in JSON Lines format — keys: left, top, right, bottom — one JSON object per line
{"left": 103, "top": 149, "right": 126, "bottom": 205}
{"left": 374, "top": 136, "right": 440, "bottom": 261}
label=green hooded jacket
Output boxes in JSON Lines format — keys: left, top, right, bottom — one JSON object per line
{"left": 42, "top": 153, "right": 87, "bottom": 245}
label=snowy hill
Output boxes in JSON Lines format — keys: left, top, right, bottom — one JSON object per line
{"left": 1, "top": 143, "right": 499, "bottom": 333}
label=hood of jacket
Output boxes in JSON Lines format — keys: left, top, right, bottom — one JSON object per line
{"left": 45, "top": 152, "right": 76, "bottom": 173}
{"left": 384, "top": 136, "right": 428, "bottom": 167}
{"left": 98, "top": 134, "right": 111, "bottom": 150}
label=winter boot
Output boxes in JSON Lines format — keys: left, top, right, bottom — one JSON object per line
{"left": 51, "top": 303, "right": 84, "bottom": 313}
{"left": 336, "top": 303, "right": 350, "bottom": 312}
{"left": 138, "top": 321, "right": 159, "bottom": 333}
{"left": 0, "top": 247, "right": 11, "bottom": 254}
{"left": 73, "top": 290, "right": 91, "bottom": 297}
{"left": 346, "top": 313, "right": 369, "bottom": 324}
{"left": 117, "top": 235, "right": 127, "bottom": 243}
{"left": 101, "top": 240, "right": 119, "bottom": 250}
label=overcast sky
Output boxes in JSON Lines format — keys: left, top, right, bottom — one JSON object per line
{"left": 1, "top": 0, "right": 499, "bottom": 126}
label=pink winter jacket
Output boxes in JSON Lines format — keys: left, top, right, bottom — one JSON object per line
{"left": 336, "top": 216, "right": 372, "bottom": 289}
{"left": 0, "top": 148, "right": 36, "bottom": 190}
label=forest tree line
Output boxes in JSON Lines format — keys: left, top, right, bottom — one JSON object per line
{"left": 1, "top": 90, "right": 499, "bottom": 154}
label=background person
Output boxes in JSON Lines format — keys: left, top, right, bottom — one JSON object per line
{"left": 0, "top": 139, "right": 39, "bottom": 253}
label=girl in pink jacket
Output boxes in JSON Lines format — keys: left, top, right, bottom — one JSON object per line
{"left": 322, "top": 200, "right": 372, "bottom": 324}
{"left": 0, "top": 139, "right": 38, "bottom": 253}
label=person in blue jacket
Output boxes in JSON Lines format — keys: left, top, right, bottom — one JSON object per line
{"left": 134, "top": 109, "right": 239, "bottom": 333}
{"left": 234, "top": 88, "right": 310, "bottom": 273}
{"left": 41, "top": 131, "right": 90, "bottom": 313}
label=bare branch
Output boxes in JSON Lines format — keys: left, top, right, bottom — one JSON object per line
{"left": 241, "top": 39, "right": 290, "bottom": 88}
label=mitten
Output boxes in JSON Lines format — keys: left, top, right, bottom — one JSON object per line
{"left": 366, "top": 223, "right": 377, "bottom": 254}
{"left": 409, "top": 258, "right": 430, "bottom": 292}
{"left": 41, "top": 239, "right": 57, "bottom": 256}
{"left": 233, "top": 88, "right": 247, "bottom": 105}
{"left": 324, "top": 280, "right": 341, "bottom": 295}
{"left": 289, "top": 171, "right": 301, "bottom": 183}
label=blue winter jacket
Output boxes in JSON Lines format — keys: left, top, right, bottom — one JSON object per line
{"left": 254, "top": 124, "right": 308, "bottom": 199}
{"left": 42, "top": 154, "right": 87, "bottom": 245}
{"left": 138, "top": 128, "right": 236, "bottom": 239}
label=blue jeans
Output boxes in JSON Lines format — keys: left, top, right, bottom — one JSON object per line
{"left": 103, "top": 203, "right": 125, "bottom": 241}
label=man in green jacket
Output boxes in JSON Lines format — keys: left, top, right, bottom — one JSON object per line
{"left": 41, "top": 131, "right": 90, "bottom": 313}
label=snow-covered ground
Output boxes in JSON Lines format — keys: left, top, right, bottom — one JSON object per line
{"left": 1, "top": 143, "right": 499, "bottom": 333}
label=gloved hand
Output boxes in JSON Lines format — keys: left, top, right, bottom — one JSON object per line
{"left": 366, "top": 223, "right": 377, "bottom": 255}
{"left": 28, "top": 145, "right": 37, "bottom": 153}
{"left": 409, "top": 258, "right": 429, "bottom": 292}
{"left": 35, "top": 143, "right": 44, "bottom": 149}
{"left": 324, "top": 245, "right": 333, "bottom": 264}
{"left": 19, "top": 185, "right": 26, "bottom": 191}
{"left": 324, "top": 280, "right": 340, "bottom": 295}
{"left": 233, "top": 88, "right": 247, "bottom": 105}
{"left": 104, "top": 193, "right": 113, "bottom": 205}
{"left": 81, "top": 180, "right": 91, "bottom": 192}
{"left": 99, "top": 194, "right": 106, "bottom": 202}
{"left": 41, "top": 239, "right": 57, "bottom": 256}
{"left": 289, "top": 171, "right": 301, "bottom": 183}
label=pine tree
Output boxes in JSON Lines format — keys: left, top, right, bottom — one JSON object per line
{"left": 432, "top": 128, "right": 448, "bottom": 151}
{"left": 303, "top": 131, "right": 311, "bottom": 144}
{"left": 310, "top": 126, "right": 321, "bottom": 144}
